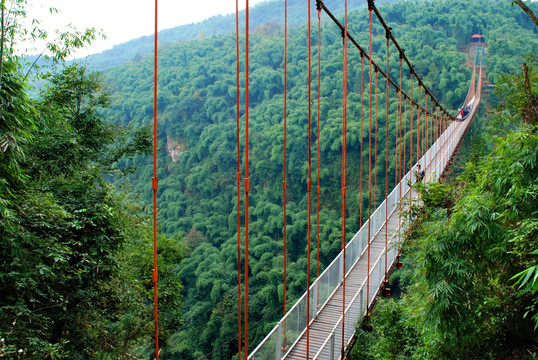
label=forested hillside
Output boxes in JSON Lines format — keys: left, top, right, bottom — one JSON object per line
{"left": 351, "top": 60, "right": 538, "bottom": 359}
{"left": 99, "top": 0, "right": 538, "bottom": 358}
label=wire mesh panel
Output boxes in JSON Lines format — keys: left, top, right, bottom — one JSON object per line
{"left": 317, "top": 253, "right": 344, "bottom": 311}
{"left": 249, "top": 325, "right": 280, "bottom": 360}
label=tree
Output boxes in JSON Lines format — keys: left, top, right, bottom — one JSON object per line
{"left": 351, "top": 60, "right": 538, "bottom": 360}
{"left": 513, "top": 0, "right": 538, "bottom": 28}
{"left": 0, "top": 60, "right": 34, "bottom": 219}
{"left": 0, "top": 62, "right": 181, "bottom": 359}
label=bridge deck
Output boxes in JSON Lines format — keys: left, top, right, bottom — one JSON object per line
{"left": 285, "top": 198, "right": 408, "bottom": 359}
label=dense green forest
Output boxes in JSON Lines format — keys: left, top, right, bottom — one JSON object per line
{"left": 0, "top": 2, "right": 181, "bottom": 358}
{"left": 1, "top": 0, "right": 537, "bottom": 359}
{"left": 100, "top": 0, "right": 538, "bottom": 358}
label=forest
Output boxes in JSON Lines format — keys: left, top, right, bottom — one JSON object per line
{"left": 1, "top": 0, "right": 537, "bottom": 359}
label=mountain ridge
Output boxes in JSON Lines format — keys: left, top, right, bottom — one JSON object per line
{"left": 83, "top": 0, "right": 397, "bottom": 70}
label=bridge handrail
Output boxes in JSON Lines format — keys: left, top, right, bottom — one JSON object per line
{"left": 313, "top": 223, "right": 401, "bottom": 359}
{"left": 249, "top": 167, "right": 412, "bottom": 359}
{"left": 249, "top": 175, "right": 408, "bottom": 359}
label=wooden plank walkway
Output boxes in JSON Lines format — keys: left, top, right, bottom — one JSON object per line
{"left": 285, "top": 199, "right": 409, "bottom": 360}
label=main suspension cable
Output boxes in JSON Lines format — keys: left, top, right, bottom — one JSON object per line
{"left": 317, "top": 0, "right": 456, "bottom": 121}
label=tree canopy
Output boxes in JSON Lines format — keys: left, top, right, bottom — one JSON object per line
{"left": 0, "top": 2, "right": 181, "bottom": 358}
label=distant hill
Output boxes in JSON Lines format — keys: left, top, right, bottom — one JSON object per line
{"left": 82, "top": 0, "right": 398, "bottom": 70}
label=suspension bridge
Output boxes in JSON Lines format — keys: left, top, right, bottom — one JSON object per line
{"left": 147, "top": 1, "right": 485, "bottom": 360}
{"left": 249, "top": 61, "right": 483, "bottom": 360}
{"left": 245, "top": 1, "right": 484, "bottom": 359}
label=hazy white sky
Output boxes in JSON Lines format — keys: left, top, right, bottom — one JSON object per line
{"left": 26, "top": 0, "right": 268, "bottom": 58}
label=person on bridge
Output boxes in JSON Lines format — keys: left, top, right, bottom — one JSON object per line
{"left": 416, "top": 164, "right": 425, "bottom": 182}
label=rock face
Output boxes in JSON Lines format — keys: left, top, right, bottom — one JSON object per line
{"left": 166, "top": 135, "right": 187, "bottom": 163}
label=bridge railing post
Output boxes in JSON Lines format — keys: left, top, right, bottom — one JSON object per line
{"left": 329, "top": 330, "right": 334, "bottom": 360}
{"left": 313, "top": 281, "right": 318, "bottom": 319}
{"left": 339, "top": 254, "right": 344, "bottom": 284}
{"left": 275, "top": 321, "right": 282, "bottom": 360}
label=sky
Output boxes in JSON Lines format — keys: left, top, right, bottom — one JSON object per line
{"left": 26, "top": 0, "right": 268, "bottom": 58}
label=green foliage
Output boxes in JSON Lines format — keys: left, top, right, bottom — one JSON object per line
{"left": 0, "top": 61, "right": 181, "bottom": 359}
{"left": 0, "top": 60, "right": 34, "bottom": 218}
{"left": 352, "top": 297, "right": 421, "bottom": 360}
{"left": 351, "top": 59, "right": 538, "bottom": 360}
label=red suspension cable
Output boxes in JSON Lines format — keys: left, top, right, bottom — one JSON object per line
{"left": 417, "top": 86, "right": 421, "bottom": 169}
{"left": 340, "top": 0, "right": 348, "bottom": 354}
{"left": 396, "top": 55, "right": 405, "bottom": 186}
{"left": 244, "top": 0, "right": 250, "bottom": 355}
{"left": 409, "top": 73, "right": 413, "bottom": 199}
{"left": 316, "top": 3, "right": 322, "bottom": 280}
{"left": 374, "top": 67, "right": 379, "bottom": 210}
{"left": 403, "top": 96, "right": 407, "bottom": 186}
{"left": 152, "top": 1, "right": 160, "bottom": 359}
{"left": 282, "top": 0, "right": 289, "bottom": 352}
{"left": 397, "top": 54, "right": 405, "bottom": 250}
{"left": 428, "top": 95, "right": 432, "bottom": 178}
{"left": 384, "top": 33, "right": 389, "bottom": 282}
{"left": 424, "top": 94, "right": 428, "bottom": 162}
{"left": 359, "top": 52, "right": 365, "bottom": 227}
{"left": 366, "top": 3, "right": 373, "bottom": 314}
{"left": 435, "top": 106, "right": 441, "bottom": 175}
{"left": 395, "top": 87, "right": 400, "bottom": 188}
{"left": 235, "top": 0, "right": 241, "bottom": 357}
{"left": 306, "top": 0, "right": 312, "bottom": 357}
